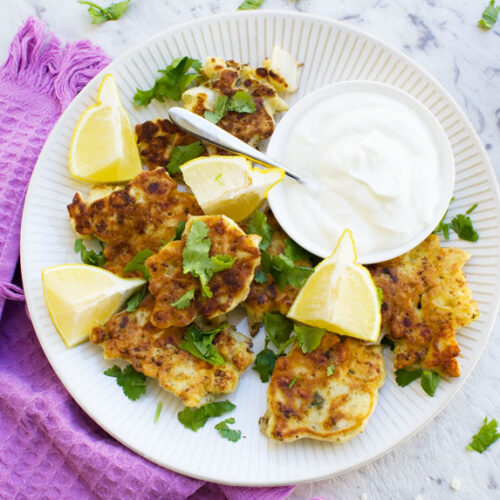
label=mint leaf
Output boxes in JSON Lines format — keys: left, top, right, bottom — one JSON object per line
{"left": 264, "top": 312, "right": 294, "bottom": 350}
{"left": 74, "top": 239, "right": 106, "bottom": 267}
{"left": 104, "top": 364, "right": 146, "bottom": 401}
{"left": 421, "top": 369, "right": 440, "bottom": 397}
{"left": 79, "top": 0, "right": 130, "bottom": 24}
{"left": 125, "top": 285, "right": 147, "bottom": 312}
{"left": 170, "top": 288, "right": 195, "bottom": 309}
{"left": 204, "top": 95, "right": 229, "bottom": 124}
{"left": 227, "top": 90, "right": 256, "bottom": 113}
{"left": 252, "top": 348, "right": 278, "bottom": 382}
{"left": 179, "top": 324, "right": 226, "bottom": 365}
{"left": 246, "top": 211, "right": 273, "bottom": 251}
{"left": 214, "top": 417, "right": 242, "bottom": 442}
{"left": 124, "top": 249, "right": 154, "bottom": 279}
{"left": 395, "top": 368, "right": 422, "bottom": 387}
{"left": 295, "top": 324, "right": 325, "bottom": 354}
{"left": 450, "top": 214, "right": 479, "bottom": 242}
{"left": 466, "top": 417, "right": 500, "bottom": 453}
{"left": 238, "top": 0, "right": 264, "bottom": 10}
{"left": 178, "top": 400, "right": 236, "bottom": 431}
{"left": 479, "top": 0, "right": 500, "bottom": 30}
{"left": 166, "top": 141, "right": 204, "bottom": 175}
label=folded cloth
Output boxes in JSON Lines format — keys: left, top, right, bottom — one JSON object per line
{"left": 0, "top": 18, "right": 295, "bottom": 500}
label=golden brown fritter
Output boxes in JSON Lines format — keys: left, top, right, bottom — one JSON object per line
{"left": 67, "top": 168, "right": 202, "bottom": 276}
{"left": 242, "top": 210, "right": 313, "bottom": 335}
{"left": 146, "top": 215, "right": 261, "bottom": 329}
{"left": 260, "top": 333, "right": 385, "bottom": 442}
{"left": 91, "top": 296, "right": 255, "bottom": 407}
{"left": 369, "top": 234, "right": 479, "bottom": 377}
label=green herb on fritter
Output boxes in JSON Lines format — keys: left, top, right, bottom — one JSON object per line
{"left": 254, "top": 269, "right": 268, "bottom": 284}
{"left": 204, "top": 91, "right": 256, "bottom": 124}
{"left": 74, "top": 239, "right": 106, "bottom": 267}
{"left": 125, "top": 285, "right": 147, "bottom": 312}
{"left": 170, "top": 288, "right": 196, "bottom": 309}
{"left": 252, "top": 348, "right": 278, "bottom": 382}
{"left": 204, "top": 96, "right": 229, "bottom": 124}
{"left": 327, "top": 364, "right": 335, "bottom": 377}
{"left": 104, "top": 364, "right": 146, "bottom": 400}
{"left": 179, "top": 324, "right": 226, "bottom": 365}
{"left": 172, "top": 221, "right": 186, "bottom": 241}
{"left": 166, "top": 141, "right": 204, "bottom": 175}
{"left": 264, "top": 312, "right": 294, "bottom": 349}
{"left": 261, "top": 252, "right": 313, "bottom": 290}
{"left": 178, "top": 400, "right": 236, "bottom": 431}
{"left": 288, "top": 376, "right": 297, "bottom": 389}
{"left": 246, "top": 211, "right": 273, "bottom": 251}
{"left": 124, "top": 249, "right": 154, "bottom": 279}
{"left": 295, "top": 324, "right": 326, "bottom": 354}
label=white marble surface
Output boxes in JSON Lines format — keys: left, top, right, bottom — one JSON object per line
{"left": 1, "top": 1, "right": 499, "bottom": 499}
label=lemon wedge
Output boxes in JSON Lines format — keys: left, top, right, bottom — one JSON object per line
{"left": 180, "top": 155, "right": 284, "bottom": 222}
{"left": 42, "top": 264, "right": 146, "bottom": 347}
{"left": 287, "top": 230, "right": 381, "bottom": 342}
{"left": 69, "top": 74, "right": 142, "bottom": 183}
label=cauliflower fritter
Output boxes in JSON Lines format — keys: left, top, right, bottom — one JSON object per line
{"left": 146, "top": 215, "right": 261, "bottom": 329}
{"left": 91, "top": 296, "right": 255, "bottom": 407}
{"left": 369, "top": 234, "right": 479, "bottom": 377}
{"left": 67, "top": 168, "right": 202, "bottom": 276}
{"left": 260, "top": 333, "right": 385, "bottom": 442}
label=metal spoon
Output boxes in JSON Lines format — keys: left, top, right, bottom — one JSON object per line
{"left": 168, "top": 107, "right": 305, "bottom": 183}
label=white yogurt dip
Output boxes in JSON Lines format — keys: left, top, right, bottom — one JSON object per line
{"left": 267, "top": 82, "right": 454, "bottom": 263}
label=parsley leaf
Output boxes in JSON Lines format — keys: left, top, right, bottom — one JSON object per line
{"left": 466, "top": 417, "right": 500, "bottom": 453}
{"left": 134, "top": 56, "right": 202, "bottom": 106}
{"left": 479, "top": 0, "right": 500, "bottom": 30}
{"left": 450, "top": 214, "right": 479, "bottom": 242}
{"left": 171, "top": 289, "right": 195, "bottom": 309}
{"left": 74, "top": 239, "right": 106, "bottom": 267}
{"left": 254, "top": 269, "right": 268, "bottom": 284}
{"left": 79, "top": 0, "right": 130, "bottom": 24}
{"left": 125, "top": 285, "right": 147, "bottom": 312}
{"left": 214, "top": 417, "right": 242, "bottom": 442}
{"left": 295, "top": 324, "right": 326, "bottom": 354}
{"left": 154, "top": 401, "right": 162, "bottom": 423}
{"left": 173, "top": 221, "right": 186, "bottom": 241}
{"left": 327, "top": 364, "right": 335, "bottom": 376}
{"left": 179, "top": 324, "right": 226, "bottom": 365}
{"left": 178, "top": 400, "right": 236, "bottom": 431}
{"left": 261, "top": 252, "right": 313, "bottom": 290}
{"left": 246, "top": 211, "right": 273, "bottom": 251}
{"left": 227, "top": 90, "right": 256, "bottom": 113}
{"left": 124, "top": 249, "right": 154, "bottom": 279}
{"left": 252, "top": 348, "right": 278, "bottom": 382}
{"left": 395, "top": 368, "right": 422, "bottom": 387}
{"left": 104, "top": 364, "right": 146, "bottom": 401}
{"left": 166, "top": 141, "right": 204, "bottom": 175}
{"left": 204, "top": 95, "right": 229, "bottom": 124}
{"left": 182, "top": 220, "right": 236, "bottom": 297}
{"left": 421, "top": 369, "right": 441, "bottom": 397}
{"left": 238, "top": 0, "right": 264, "bottom": 10}
{"left": 264, "top": 313, "right": 294, "bottom": 350}
{"left": 284, "top": 238, "right": 314, "bottom": 262}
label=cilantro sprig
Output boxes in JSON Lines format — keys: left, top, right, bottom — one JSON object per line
{"left": 479, "top": 0, "right": 500, "bottom": 30}
{"left": 79, "top": 0, "right": 130, "bottom": 24}
{"left": 134, "top": 57, "right": 202, "bottom": 106}
{"left": 179, "top": 324, "right": 226, "bottom": 365}
{"left": 124, "top": 249, "right": 154, "bottom": 279}
{"left": 466, "top": 417, "right": 500, "bottom": 453}
{"left": 395, "top": 367, "right": 441, "bottom": 396}
{"left": 261, "top": 252, "right": 313, "bottom": 290}
{"left": 104, "top": 364, "right": 146, "bottom": 401}
{"left": 178, "top": 400, "right": 236, "bottom": 431}
{"left": 238, "top": 0, "right": 264, "bottom": 10}
{"left": 125, "top": 285, "right": 147, "bottom": 312}
{"left": 74, "top": 239, "right": 106, "bottom": 267}
{"left": 214, "top": 417, "right": 242, "bottom": 442}
{"left": 246, "top": 211, "right": 273, "bottom": 251}
{"left": 204, "top": 91, "right": 256, "bottom": 124}
{"left": 166, "top": 142, "right": 204, "bottom": 175}
{"left": 170, "top": 288, "right": 195, "bottom": 309}
{"left": 433, "top": 199, "right": 479, "bottom": 242}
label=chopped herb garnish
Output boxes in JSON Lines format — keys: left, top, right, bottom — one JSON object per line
{"left": 178, "top": 400, "right": 236, "bottom": 431}
{"left": 179, "top": 324, "right": 225, "bottom": 365}
{"left": 466, "top": 203, "right": 478, "bottom": 214}
{"left": 104, "top": 364, "right": 146, "bottom": 401}
{"left": 376, "top": 287, "right": 384, "bottom": 308}
{"left": 204, "top": 91, "right": 256, "bottom": 124}
{"left": 246, "top": 211, "right": 273, "bottom": 251}
{"left": 288, "top": 376, "right": 297, "bottom": 389}
{"left": 466, "top": 417, "right": 500, "bottom": 453}
{"left": 395, "top": 368, "right": 422, "bottom": 387}
{"left": 154, "top": 401, "right": 162, "bottom": 423}
{"left": 252, "top": 348, "right": 278, "bottom": 382}
{"left": 450, "top": 214, "right": 479, "bottom": 242}
{"left": 254, "top": 269, "right": 268, "bottom": 284}
{"left": 263, "top": 313, "right": 294, "bottom": 350}
{"left": 74, "top": 239, "right": 106, "bottom": 267}
{"left": 166, "top": 141, "right": 204, "bottom": 175}
{"left": 327, "top": 364, "right": 335, "bottom": 377}
{"left": 79, "top": 0, "right": 130, "bottom": 24}
{"left": 420, "top": 369, "right": 441, "bottom": 397}
{"left": 214, "top": 417, "right": 242, "bottom": 442}
{"left": 381, "top": 336, "right": 395, "bottom": 351}
{"left": 125, "top": 285, "right": 147, "bottom": 312}
{"left": 479, "top": 0, "right": 500, "bottom": 30}
{"left": 238, "top": 0, "right": 264, "bottom": 10}
{"left": 172, "top": 221, "right": 186, "bottom": 241}
{"left": 124, "top": 249, "right": 154, "bottom": 279}
{"left": 182, "top": 220, "right": 236, "bottom": 297}
{"left": 284, "top": 238, "right": 315, "bottom": 262}
{"left": 134, "top": 56, "right": 202, "bottom": 106}
{"left": 204, "top": 95, "right": 229, "bottom": 124}
{"left": 170, "top": 288, "right": 195, "bottom": 309}
{"left": 295, "top": 324, "right": 326, "bottom": 354}
{"left": 261, "top": 252, "right": 313, "bottom": 290}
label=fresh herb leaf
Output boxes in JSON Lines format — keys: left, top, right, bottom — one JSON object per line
{"left": 227, "top": 90, "right": 256, "bottom": 113}
{"left": 124, "top": 249, "right": 154, "bottom": 279}
{"left": 376, "top": 286, "right": 384, "bottom": 308}
{"left": 288, "top": 376, "right": 297, "bottom": 389}
{"left": 79, "top": 0, "right": 130, "bottom": 24}
{"left": 466, "top": 203, "right": 478, "bottom": 214}
{"left": 173, "top": 221, "right": 186, "bottom": 241}
{"left": 134, "top": 56, "right": 202, "bottom": 106}
{"left": 252, "top": 348, "right": 278, "bottom": 382}
{"left": 74, "top": 239, "right": 106, "bottom": 267}
{"left": 254, "top": 269, "right": 268, "bottom": 284}
{"left": 479, "top": 0, "right": 500, "bottom": 30}
{"left": 170, "top": 288, "right": 195, "bottom": 309}
{"left": 450, "top": 214, "right": 479, "bottom": 242}
{"left": 264, "top": 313, "right": 294, "bottom": 350}
{"left": 295, "top": 324, "right": 326, "bottom": 354}
{"left": 261, "top": 252, "right": 313, "bottom": 290}
{"left": 284, "top": 238, "right": 314, "bottom": 262}
{"left": 395, "top": 368, "right": 422, "bottom": 387}
{"left": 327, "top": 364, "right": 335, "bottom": 377}
{"left": 178, "top": 400, "right": 236, "bottom": 431}
{"left": 179, "top": 324, "right": 226, "bottom": 365}
{"left": 421, "top": 369, "right": 440, "bottom": 397}
{"left": 246, "top": 211, "right": 273, "bottom": 251}
{"left": 214, "top": 417, "right": 242, "bottom": 442}
{"left": 238, "top": 0, "right": 264, "bottom": 10}
{"left": 104, "top": 364, "right": 146, "bottom": 401}
{"left": 381, "top": 336, "right": 395, "bottom": 350}
{"left": 182, "top": 220, "right": 236, "bottom": 297}
{"left": 466, "top": 417, "right": 500, "bottom": 453}
{"left": 166, "top": 141, "right": 204, "bottom": 175}
{"left": 154, "top": 401, "right": 162, "bottom": 423}
{"left": 204, "top": 95, "right": 229, "bottom": 124}
{"left": 126, "top": 285, "right": 147, "bottom": 312}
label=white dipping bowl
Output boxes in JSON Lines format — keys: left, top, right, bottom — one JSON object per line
{"left": 267, "top": 81, "right": 455, "bottom": 264}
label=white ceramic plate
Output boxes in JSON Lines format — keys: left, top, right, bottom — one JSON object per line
{"left": 21, "top": 11, "right": 500, "bottom": 486}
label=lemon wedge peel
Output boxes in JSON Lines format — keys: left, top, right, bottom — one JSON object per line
{"left": 69, "top": 74, "right": 142, "bottom": 184}
{"left": 42, "top": 264, "right": 146, "bottom": 348}
{"left": 287, "top": 229, "right": 381, "bottom": 343}
{"left": 180, "top": 155, "right": 284, "bottom": 222}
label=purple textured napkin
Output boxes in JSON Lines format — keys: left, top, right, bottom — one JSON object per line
{"left": 0, "top": 18, "right": 296, "bottom": 499}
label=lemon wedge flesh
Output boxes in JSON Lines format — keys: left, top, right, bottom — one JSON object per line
{"left": 42, "top": 264, "right": 146, "bottom": 348}
{"left": 181, "top": 156, "right": 284, "bottom": 221}
{"left": 69, "top": 74, "right": 142, "bottom": 183}
{"left": 287, "top": 229, "right": 381, "bottom": 342}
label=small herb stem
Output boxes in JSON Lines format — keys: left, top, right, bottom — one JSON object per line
{"left": 277, "top": 336, "right": 296, "bottom": 355}
{"left": 154, "top": 401, "right": 162, "bottom": 423}
{"left": 78, "top": 0, "right": 107, "bottom": 14}
{"left": 466, "top": 203, "right": 478, "bottom": 214}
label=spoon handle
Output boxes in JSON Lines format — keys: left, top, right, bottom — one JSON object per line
{"left": 168, "top": 107, "right": 304, "bottom": 183}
